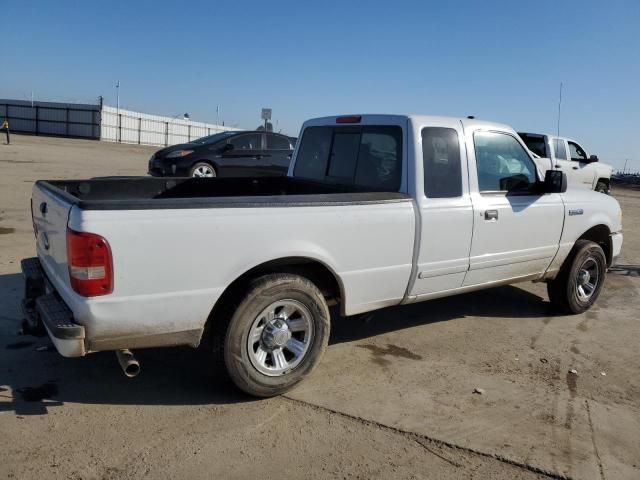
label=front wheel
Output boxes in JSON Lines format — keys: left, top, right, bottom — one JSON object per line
{"left": 218, "top": 274, "right": 330, "bottom": 397}
{"left": 190, "top": 162, "right": 216, "bottom": 178}
{"left": 547, "top": 240, "right": 607, "bottom": 314}
{"left": 595, "top": 181, "right": 609, "bottom": 194}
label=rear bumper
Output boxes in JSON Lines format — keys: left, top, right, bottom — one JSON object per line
{"left": 21, "top": 257, "right": 86, "bottom": 357}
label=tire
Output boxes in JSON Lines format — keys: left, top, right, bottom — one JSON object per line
{"left": 215, "top": 274, "right": 330, "bottom": 397}
{"left": 595, "top": 181, "right": 609, "bottom": 194}
{"left": 190, "top": 162, "right": 216, "bottom": 178}
{"left": 547, "top": 240, "right": 607, "bottom": 314}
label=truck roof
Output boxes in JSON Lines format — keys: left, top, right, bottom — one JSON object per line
{"left": 303, "top": 114, "right": 513, "bottom": 132}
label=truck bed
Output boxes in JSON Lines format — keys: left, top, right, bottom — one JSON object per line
{"left": 37, "top": 176, "right": 409, "bottom": 210}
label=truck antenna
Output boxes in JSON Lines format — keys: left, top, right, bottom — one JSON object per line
{"left": 553, "top": 82, "right": 563, "bottom": 169}
{"left": 556, "top": 82, "right": 563, "bottom": 139}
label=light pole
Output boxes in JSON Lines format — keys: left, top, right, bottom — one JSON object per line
{"left": 116, "top": 80, "right": 120, "bottom": 142}
{"left": 168, "top": 113, "right": 190, "bottom": 144}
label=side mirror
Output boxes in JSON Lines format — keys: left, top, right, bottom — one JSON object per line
{"left": 220, "top": 143, "right": 234, "bottom": 153}
{"left": 543, "top": 170, "right": 567, "bottom": 193}
{"left": 589, "top": 154, "right": 599, "bottom": 163}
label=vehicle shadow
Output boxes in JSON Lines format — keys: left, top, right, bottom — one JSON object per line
{"left": 0, "top": 271, "right": 553, "bottom": 414}
{"left": 329, "top": 284, "right": 552, "bottom": 345}
{"left": 608, "top": 264, "right": 640, "bottom": 277}
{"left": 0, "top": 272, "right": 248, "bottom": 415}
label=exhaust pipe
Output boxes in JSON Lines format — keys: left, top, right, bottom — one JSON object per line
{"left": 115, "top": 349, "right": 141, "bottom": 378}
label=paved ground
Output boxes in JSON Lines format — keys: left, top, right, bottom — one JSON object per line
{"left": 1, "top": 135, "right": 638, "bottom": 479}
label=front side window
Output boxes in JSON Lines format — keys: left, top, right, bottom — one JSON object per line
{"left": 293, "top": 126, "right": 402, "bottom": 190}
{"left": 230, "top": 133, "right": 261, "bottom": 150}
{"left": 568, "top": 141, "right": 587, "bottom": 162}
{"left": 553, "top": 138, "right": 567, "bottom": 160}
{"left": 474, "top": 131, "right": 537, "bottom": 193}
{"left": 422, "top": 127, "right": 462, "bottom": 198}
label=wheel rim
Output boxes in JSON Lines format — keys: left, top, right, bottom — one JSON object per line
{"left": 192, "top": 165, "right": 215, "bottom": 178}
{"left": 576, "top": 256, "right": 600, "bottom": 302}
{"left": 247, "top": 299, "right": 314, "bottom": 376}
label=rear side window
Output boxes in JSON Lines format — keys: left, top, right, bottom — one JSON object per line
{"left": 553, "top": 138, "right": 567, "bottom": 160}
{"left": 294, "top": 126, "right": 402, "bottom": 190}
{"left": 422, "top": 127, "right": 462, "bottom": 198}
{"left": 266, "top": 134, "right": 291, "bottom": 150}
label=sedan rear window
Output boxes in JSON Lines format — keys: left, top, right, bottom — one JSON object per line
{"left": 293, "top": 126, "right": 402, "bottom": 190}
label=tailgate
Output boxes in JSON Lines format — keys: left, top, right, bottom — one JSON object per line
{"left": 31, "top": 183, "right": 74, "bottom": 291}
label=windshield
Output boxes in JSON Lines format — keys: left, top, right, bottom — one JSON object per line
{"left": 191, "top": 132, "right": 237, "bottom": 145}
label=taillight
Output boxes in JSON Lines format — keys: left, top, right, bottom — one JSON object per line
{"left": 67, "top": 229, "right": 113, "bottom": 296}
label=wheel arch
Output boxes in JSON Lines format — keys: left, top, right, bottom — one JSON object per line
{"left": 577, "top": 224, "right": 612, "bottom": 266}
{"left": 205, "top": 256, "right": 345, "bottom": 333}
{"left": 595, "top": 177, "right": 610, "bottom": 192}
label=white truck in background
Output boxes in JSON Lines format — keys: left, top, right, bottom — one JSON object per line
{"left": 22, "top": 114, "right": 623, "bottom": 397}
{"left": 518, "top": 132, "right": 613, "bottom": 193}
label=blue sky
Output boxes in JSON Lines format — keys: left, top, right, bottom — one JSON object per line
{"left": 3, "top": 0, "right": 639, "bottom": 168}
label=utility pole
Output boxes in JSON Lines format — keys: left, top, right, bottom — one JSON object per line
{"left": 116, "top": 80, "right": 120, "bottom": 113}
{"left": 623, "top": 159, "right": 628, "bottom": 173}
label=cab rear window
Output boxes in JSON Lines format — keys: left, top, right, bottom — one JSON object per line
{"left": 293, "top": 126, "right": 402, "bottom": 190}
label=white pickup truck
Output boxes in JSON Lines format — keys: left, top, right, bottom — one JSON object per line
{"left": 22, "top": 114, "right": 623, "bottom": 397}
{"left": 518, "top": 132, "right": 613, "bottom": 193}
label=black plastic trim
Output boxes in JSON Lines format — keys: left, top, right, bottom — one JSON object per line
{"left": 35, "top": 177, "right": 411, "bottom": 211}
{"left": 21, "top": 257, "right": 85, "bottom": 340}
{"left": 36, "top": 294, "right": 84, "bottom": 340}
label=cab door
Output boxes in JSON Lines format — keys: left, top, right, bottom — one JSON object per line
{"left": 220, "top": 133, "right": 264, "bottom": 176}
{"left": 264, "top": 133, "right": 294, "bottom": 176}
{"left": 409, "top": 120, "right": 473, "bottom": 298}
{"left": 464, "top": 129, "right": 564, "bottom": 286}
{"left": 551, "top": 137, "right": 592, "bottom": 190}
{"left": 568, "top": 140, "right": 596, "bottom": 188}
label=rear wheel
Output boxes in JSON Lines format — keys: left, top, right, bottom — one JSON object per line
{"left": 215, "top": 274, "right": 330, "bottom": 397}
{"left": 547, "top": 240, "right": 607, "bottom": 314}
{"left": 190, "top": 162, "right": 216, "bottom": 178}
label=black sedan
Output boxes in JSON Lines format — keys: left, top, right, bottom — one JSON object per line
{"left": 148, "top": 131, "right": 295, "bottom": 177}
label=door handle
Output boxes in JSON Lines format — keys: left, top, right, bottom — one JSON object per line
{"left": 484, "top": 210, "right": 498, "bottom": 221}
{"left": 554, "top": 165, "right": 562, "bottom": 169}
{"left": 572, "top": 166, "right": 578, "bottom": 170}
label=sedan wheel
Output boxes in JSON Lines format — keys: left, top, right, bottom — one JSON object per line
{"left": 191, "top": 163, "right": 216, "bottom": 178}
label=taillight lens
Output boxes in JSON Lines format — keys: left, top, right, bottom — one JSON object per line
{"left": 67, "top": 229, "right": 113, "bottom": 296}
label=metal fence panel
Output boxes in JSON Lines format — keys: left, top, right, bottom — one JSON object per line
{"left": 0, "top": 99, "right": 101, "bottom": 138}
{"left": 100, "top": 105, "right": 239, "bottom": 147}
{"left": 0, "top": 99, "right": 240, "bottom": 146}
